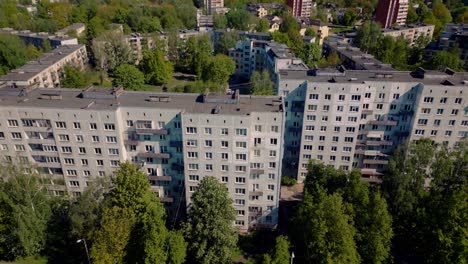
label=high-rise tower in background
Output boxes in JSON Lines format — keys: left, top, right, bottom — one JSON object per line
{"left": 286, "top": 0, "right": 312, "bottom": 18}
{"left": 375, "top": 0, "right": 409, "bottom": 28}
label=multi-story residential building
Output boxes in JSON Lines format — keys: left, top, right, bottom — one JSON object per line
{"left": 0, "top": 28, "right": 78, "bottom": 49}
{"left": 435, "top": 23, "right": 468, "bottom": 69}
{"left": 229, "top": 39, "right": 308, "bottom": 86}
{"left": 0, "top": 45, "right": 88, "bottom": 88}
{"left": 324, "top": 41, "right": 395, "bottom": 71}
{"left": 123, "top": 33, "right": 156, "bottom": 64}
{"left": 286, "top": 0, "right": 312, "bottom": 18}
{"left": 204, "top": 0, "right": 224, "bottom": 15}
{"left": 278, "top": 67, "right": 468, "bottom": 182}
{"left": 375, "top": 0, "right": 409, "bottom": 28}
{"left": 381, "top": 23, "right": 434, "bottom": 46}
{"left": 0, "top": 86, "right": 284, "bottom": 232}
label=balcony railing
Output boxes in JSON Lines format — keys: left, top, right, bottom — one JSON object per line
{"left": 138, "top": 152, "right": 171, "bottom": 159}
{"left": 250, "top": 168, "right": 265, "bottom": 174}
{"left": 159, "top": 197, "right": 174, "bottom": 203}
{"left": 135, "top": 128, "right": 168, "bottom": 135}
{"left": 363, "top": 159, "right": 389, "bottom": 165}
{"left": 148, "top": 175, "right": 172, "bottom": 182}
{"left": 369, "top": 120, "right": 398, "bottom": 126}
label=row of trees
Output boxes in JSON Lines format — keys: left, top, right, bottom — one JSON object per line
{"left": 288, "top": 139, "right": 467, "bottom": 263}
{"left": 0, "top": 162, "right": 242, "bottom": 264}
{"left": 0, "top": 33, "right": 44, "bottom": 76}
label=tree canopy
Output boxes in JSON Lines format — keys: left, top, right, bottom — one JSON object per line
{"left": 250, "top": 70, "right": 274, "bottom": 95}
{"left": 112, "top": 64, "right": 145, "bottom": 90}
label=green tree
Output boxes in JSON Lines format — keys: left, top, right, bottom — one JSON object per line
{"left": 341, "top": 9, "right": 357, "bottom": 26}
{"left": 355, "top": 21, "right": 382, "bottom": 53}
{"left": 292, "top": 189, "right": 360, "bottom": 264}
{"left": 215, "top": 32, "right": 239, "bottom": 54}
{"left": 90, "top": 207, "right": 135, "bottom": 264}
{"left": 226, "top": 8, "right": 255, "bottom": 30}
{"left": 428, "top": 51, "right": 464, "bottom": 71}
{"left": 0, "top": 163, "right": 52, "bottom": 260}
{"left": 61, "top": 65, "right": 86, "bottom": 88}
{"left": 298, "top": 43, "right": 322, "bottom": 68}
{"left": 179, "top": 35, "right": 212, "bottom": 77}
{"left": 113, "top": 64, "right": 145, "bottom": 90}
{"left": 141, "top": 49, "right": 173, "bottom": 85}
{"left": 202, "top": 54, "right": 235, "bottom": 87}
{"left": 0, "top": 33, "right": 29, "bottom": 74}
{"left": 213, "top": 14, "right": 228, "bottom": 29}
{"left": 250, "top": 70, "right": 274, "bottom": 95}
{"left": 257, "top": 18, "right": 270, "bottom": 32}
{"left": 92, "top": 32, "right": 132, "bottom": 72}
{"left": 432, "top": 1, "right": 452, "bottom": 24}
{"left": 167, "top": 230, "right": 188, "bottom": 264}
{"left": 184, "top": 176, "right": 238, "bottom": 264}
{"left": 271, "top": 236, "right": 290, "bottom": 264}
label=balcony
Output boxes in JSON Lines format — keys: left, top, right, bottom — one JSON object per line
{"left": 124, "top": 139, "right": 138, "bottom": 145}
{"left": 363, "top": 159, "right": 389, "bottom": 165}
{"left": 44, "top": 184, "right": 67, "bottom": 191}
{"left": 138, "top": 152, "right": 171, "bottom": 159}
{"left": 249, "top": 190, "right": 264, "bottom": 196}
{"left": 171, "top": 163, "right": 184, "bottom": 171}
{"left": 28, "top": 138, "right": 55, "bottom": 144}
{"left": 148, "top": 175, "right": 172, "bottom": 182}
{"left": 394, "top": 131, "right": 409, "bottom": 137}
{"left": 250, "top": 168, "right": 265, "bottom": 174}
{"left": 366, "top": 140, "right": 393, "bottom": 146}
{"left": 369, "top": 120, "right": 398, "bottom": 126}
{"left": 398, "top": 110, "right": 414, "bottom": 116}
{"left": 136, "top": 128, "right": 168, "bottom": 135}
{"left": 362, "top": 109, "right": 373, "bottom": 114}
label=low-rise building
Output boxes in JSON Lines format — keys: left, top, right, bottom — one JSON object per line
{"left": 0, "top": 28, "right": 78, "bottom": 49}
{"left": 56, "top": 23, "right": 86, "bottom": 37}
{"left": 0, "top": 45, "right": 88, "bottom": 88}
{"left": 381, "top": 23, "right": 434, "bottom": 46}
{"left": 298, "top": 18, "right": 329, "bottom": 45}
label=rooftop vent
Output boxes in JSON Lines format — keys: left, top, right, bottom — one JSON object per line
{"left": 39, "top": 93, "right": 62, "bottom": 100}
{"left": 212, "top": 104, "right": 221, "bottom": 114}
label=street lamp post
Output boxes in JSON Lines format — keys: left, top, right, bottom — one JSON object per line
{"left": 290, "top": 251, "right": 295, "bottom": 264}
{"left": 77, "top": 239, "right": 91, "bottom": 264}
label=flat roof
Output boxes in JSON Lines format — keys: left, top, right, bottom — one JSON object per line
{"left": 381, "top": 23, "right": 434, "bottom": 33}
{"left": 0, "top": 87, "right": 284, "bottom": 115}
{"left": 0, "top": 45, "right": 85, "bottom": 82}
{"left": 0, "top": 28, "right": 77, "bottom": 41}
{"left": 279, "top": 68, "right": 468, "bottom": 86}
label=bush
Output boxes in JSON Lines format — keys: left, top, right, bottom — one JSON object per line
{"left": 281, "top": 177, "right": 297, "bottom": 186}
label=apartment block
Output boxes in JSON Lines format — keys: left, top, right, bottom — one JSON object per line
{"left": 436, "top": 23, "right": 468, "bottom": 69}
{"left": 375, "top": 0, "right": 409, "bottom": 28}
{"left": 286, "top": 0, "right": 312, "bottom": 18}
{"left": 0, "top": 45, "right": 88, "bottom": 88}
{"left": 204, "top": 0, "right": 224, "bottom": 15}
{"left": 0, "top": 86, "right": 284, "bottom": 232}
{"left": 229, "top": 39, "right": 308, "bottom": 86}
{"left": 278, "top": 68, "right": 468, "bottom": 182}
{"left": 381, "top": 23, "right": 434, "bottom": 46}
{"left": 0, "top": 28, "right": 78, "bottom": 49}
{"left": 123, "top": 33, "right": 156, "bottom": 64}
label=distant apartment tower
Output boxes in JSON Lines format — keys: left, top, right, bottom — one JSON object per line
{"left": 375, "top": 0, "right": 409, "bottom": 28}
{"left": 204, "top": 0, "right": 224, "bottom": 14}
{"left": 286, "top": 0, "right": 312, "bottom": 18}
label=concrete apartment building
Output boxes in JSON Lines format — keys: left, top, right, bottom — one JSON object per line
{"left": 229, "top": 39, "right": 308, "bottom": 85}
{"left": 375, "top": 0, "right": 409, "bottom": 28}
{"left": 381, "top": 23, "right": 434, "bottom": 46}
{"left": 0, "top": 86, "right": 284, "bottom": 232}
{"left": 204, "top": 0, "right": 224, "bottom": 14}
{"left": 0, "top": 28, "right": 78, "bottom": 49}
{"left": 278, "top": 68, "right": 468, "bottom": 182}
{"left": 0, "top": 45, "right": 88, "bottom": 88}
{"left": 123, "top": 33, "right": 156, "bottom": 64}
{"left": 436, "top": 23, "right": 468, "bottom": 69}
{"left": 286, "top": 0, "right": 312, "bottom": 18}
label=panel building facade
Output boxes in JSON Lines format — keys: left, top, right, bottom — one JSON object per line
{"left": 278, "top": 68, "right": 468, "bottom": 182}
{"left": 0, "top": 86, "right": 284, "bottom": 232}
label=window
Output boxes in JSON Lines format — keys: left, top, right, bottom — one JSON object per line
{"left": 348, "top": 117, "right": 357, "bottom": 122}
{"left": 271, "top": 126, "right": 279, "bottom": 133}
{"left": 55, "top": 121, "right": 66, "bottom": 129}
{"left": 431, "top": 130, "right": 438, "bottom": 136}
{"left": 43, "top": 145, "right": 57, "bottom": 152}
{"left": 237, "top": 210, "right": 245, "bottom": 216}
{"left": 76, "top": 135, "right": 84, "bottom": 142}
{"left": 351, "top": 95, "right": 361, "bottom": 101}
{"left": 325, "top": 94, "right": 331, "bottom": 100}
{"left": 108, "top": 148, "right": 119, "bottom": 155}
{"left": 8, "top": 120, "right": 18, "bottom": 127}
{"left": 110, "top": 160, "right": 119, "bottom": 167}
{"left": 365, "top": 93, "right": 371, "bottom": 98}
{"left": 73, "top": 122, "right": 81, "bottom": 129}
{"left": 235, "top": 166, "right": 246, "bottom": 172}
{"left": 0, "top": 144, "right": 7, "bottom": 151}
{"left": 189, "top": 175, "right": 199, "bottom": 181}
{"left": 269, "top": 162, "right": 276, "bottom": 168}
{"left": 235, "top": 188, "right": 246, "bottom": 195}
{"left": 204, "top": 127, "right": 212, "bottom": 135}
{"left": 448, "top": 120, "right": 456, "bottom": 126}
{"left": 304, "top": 135, "right": 313, "bottom": 141}
{"left": 349, "top": 106, "right": 359, "bottom": 112}
{"left": 268, "top": 184, "right": 275, "bottom": 191}
{"left": 270, "top": 138, "right": 278, "bottom": 145}
{"left": 69, "top": 180, "right": 80, "bottom": 187}
{"left": 221, "top": 141, "right": 229, "bottom": 148}
{"left": 126, "top": 120, "right": 134, "bottom": 127}
{"left": 221, "top": 153, "right": 229, "bottom": 160}
{"left": 320, "top": 126, "right": 327, "bottom": 132}
{"left": 81, "top": 159, "right": 88, "bottom": 165}
{"left": 415, "top": 129, "right": 425, "bottom": 135}
{"left": 221, "top": 165, "right": 229, "bottom": 171}
{"left": 307, "top": 115, "right": 316, "bottom": 121}
{"left": 11, "top": 132, "right": 21, "bottom": 140}
{"left": 220, "top": 128, "right": 229, "bottom": 135}
{"left": 309, "top": 94, "right": 319, "bottom": 100}
{"left": 269, "top": 150, "right": 276, "bottom": 157}
{"left": 187, "top": 140, "right": 197, "bottom": 147}
{"left": 267, "top": 195, "right": 274, "bottom": 201}
{"left": 89, "top": 123, "right": 97, "bottom": 130}
{"left": 222, "top": 176, "right": 228, "bottom": 183}
{"left": 0, "top": 132, "right": 4, "bottom": 139}
{"left": 321, "top": 116, "right": 328, "bottom": 121}
{"left": 104, "top": 123, "right": 115, "bottom": 131}
{"left": 106, "top": 136, "right": 117, "bottom": 143}
{"left": 92, "top": 136, "right": 99, "bottom": 142}
{"left": 58, "top": 134, "right": 70, "bottom": 141}
{"left": 337, "top": 106, "right": 344, "bottom": 112}
{"left": 253, "top": 150, "right": 260, "bottom": 157}
{"left": 418, "top": 119, "right": 428, "bottom": 125}
{"left": 99, "top": 171, "right": 105, "bottom": 177}
{"left": 305, "top": 125, "right": 314, "bottom": 131}
{"left": 308, "top": 105, "right": 317, "bottom": 111}
{"left": 344, "top": 137, "right": 354, "bottom": 143}
{"left": 393, "top": 93, "right": 400, "bottom": 99}
{"left": 436, "top": 109, "right": 444, "bottom": 115}
{"left": 235, "top": 199, "right": 245, "bottom": 205}
{"left": 268, "top": 173, "right": 275, "bottom": 179}
{"left": 83, "top": 171, "right": 91, "bottom": 176}
{"left": 338, "top": 94, "right": 345, "bottom": 101}
{"left": 205, "top": 152, "right": 213, "bottom": 159}
{"left": 14, "top": 144, "right": 25, "bottom": 151}
{"left": 445, "top": 130, "right": 452, "bottom": 136}
{"left": 376, "top": 104, "right": 383, "bottom": 110}
{"left": 186, "top": 127, "right": 197, "bottom": 134}
{"left": 343, "top": 147, "right": 352, "bottom": 152}
{"left": 97, "top": 160, "right": 104, "bottom": 166}
{"left": 94, "top": 148, "right": 102, "bottom": 155}
{"left": 62, "top": 146, "right": 72, "bottom": 153}
{"left": 188, "top": 164, "right": 198, "bottom": 170}
{"left": 455, "top": 98, "right": 462, "bottom": 104}
{"left": 332, "top": 136, "right": 339, "bottom": 142}
{"left": 235, "top": 128, "right": 247, "bottom": 136}
{"left": 236, "top": 154, "right": 247, "bottom": 161}
{"left": 236, "top": 141, "right": 247, "bottom": 148}
{"left": 188, "top": 152, "right": 198, "bottom": 158}
{"left": 205, "top": 140, "right": 212, "bottom": 147}
{"left": 254, "top": 125, "right": 262, "bottom": 132}
{"left": 422, "top": 108, "right": 431, "bottom": 114}
{"left": 323, "top": 105, "right": 330, "bottom": 111}
{"left": 451, "top": 109, "right": 459, "bottom": 116}
{"left": 434, "top": 120, "right": 441, "bottom": 126}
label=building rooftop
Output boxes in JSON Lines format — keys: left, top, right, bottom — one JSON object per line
{"left": 0, "top": 45, "right": 85, "bottom": 82}
{"left": 381, "top": 23, "right": 434, "bottom": 33}
{"left": 0, "top": 87, "right": 284, "bottom": 115}
{"left": 0, "top": 28, "right": 77, "bottom": 42}
{"left": 279, "top": 68, "right": 468, "bottom": 86}
{"left": 56, "top": 23, "right": 86, "bottom": 35}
